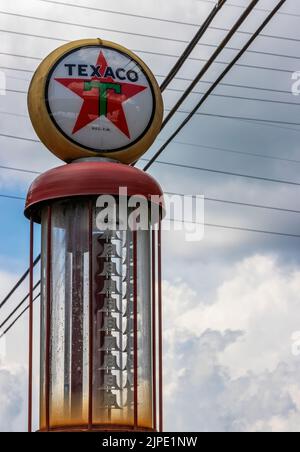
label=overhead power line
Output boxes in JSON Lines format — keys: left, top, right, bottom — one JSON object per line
{"left": 0, "top": 293, "right": 41, "bottom": 339}
{"left": 196, "top": 0, "right": 300, "bottom": 18}
{"left": 157, "top": 139, "right": 300, "bottom": 165}
{"left": 37, "top": 0, "right": 300, "bottom": 39}
{"left": 0, "top": 255, "right": 41, "bottom": 310}
{"left": 1, "top": 35, "right": 297, "bottom": 77}
{"left": 2, "top": 133, "right": 300, "bottom": 185}
{"left": 143, "top": 0, "right": 287, "bottom": 171}
{"left": 2, "top": 153, "right": 300, "bottom": 213}
{"left": 3, "top": 188, "right": 300, "bottom": 216}
{"left": 143, "top": 158, "right": 300, "bottom": 187}
{"left": 173, "top": 110, "right": 300, "bottom": 128}
{"left": 0, "top": 281, "right": 40, "bottom": 330}
{"left": 2, "top": 131, "right": 300, "bottom": 167}
{"left": 161, "top": 0, "right": 281, "bottom": 131}
{"left": 2, "top": 103, "right": 300, "bottom": 131}
{"left": 160, "top": 0, "right": 227, "bottom": 92}
{"left": 0, "top": 51, "right": 296, "bottom": 100}
{"left": 167, "top": 89, "right": 300, "bottom": 107}
{"left": 5, "top": 85, "right": 300, "bottom": 110}
{"left": 165, "top": 192, "right": 300, "bottom": 216}
{"left": 169, "top": 219, "right": 300, "bottom": 239}
{"left": 2, "top": 32, "right": 300, "bottom": 66}
{"left": 0, "top": 193, "right": 26, "bottom": 201}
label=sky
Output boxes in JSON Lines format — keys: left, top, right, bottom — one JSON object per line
{"left": 1, "top": 0, "right": 300, "bottom": 432}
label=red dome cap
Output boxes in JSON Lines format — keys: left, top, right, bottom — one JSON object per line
{"left": 25, "top": 161, "right": 164, "bottom": 222}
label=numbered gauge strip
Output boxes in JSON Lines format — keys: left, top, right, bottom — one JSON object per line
{"left": 94, "top": 230, "right": 136, "bottom": 423}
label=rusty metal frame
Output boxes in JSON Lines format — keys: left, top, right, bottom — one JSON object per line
{"left": 45, "top": 205, "right": 52, "bottom": 431}
{"left": 151, "top": 229, "right": 157, "bottom": 431}
{"left": 88, "top": 200, "right": 94, "bottom": 430}
{"left": 28, "top": 217, "right": 34, "bottom": 432}
{"left": 158, "top": 222, "right": 163, "bottom": 432}
{"left": 133, "top": 230, "right": 138, "bottom": 429}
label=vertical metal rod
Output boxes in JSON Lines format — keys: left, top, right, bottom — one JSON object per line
{"left": 28, "top": 218, "right": 34, "bottom": 433}
{"left": 133, "top": 230, "right": 138, "bottom": 429}
{"left": 45, "top": 206, "right": 52, "bottom": 431}
{"left": 88, "top": 200, "right": 94, "bottom": 430}
{"left": 152, "top": 229, "right": 157, "bottom": 431}
{"left": 158, "top": 223, "right": 163, "bottom": 432}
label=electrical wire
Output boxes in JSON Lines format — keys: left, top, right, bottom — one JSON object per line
{"left": 0, "top": 50, "right": 294, "bottom": 96}
{"left": 0, "top": 193, "right": 26, "bottom": 201}
{"left": 164, "top": 192, "right": 300, "bottom": 215}
{"left": 0, "top": 255, "right": 41, "bottom": 310}
{"left": 172, "top": 110, "right": 300, "bottom": 127}
{"left": 0, "top": 281, "right": 40, "bottom": 330}
{"left": 2, "top": 105, "right": 300, "bottom": 131}
{"left": 2, "top": 131, "right": 300, "bottom": 166}
{"left": 0, "top": 293, "right": 41, "bottom": 338}
{"left": 160, "top": 0, "right": 228, "bottom": 92}
{"left": 2, "top": 133, "right": 300, "bottom": 186}
{"left": 161, "top": 0, "right": 255, "bottom": 129}
{"left": 196, "top": 0, "right": 300, "bottom": 18}
{"left": 1, "top": 32, "right": 297, "bottom": 77}
{"left": 143, "top": 157, "right": 300, "bottom": 187}
{"left": 6, "top": 85, "right": 300, "bottom": 109}
{"left": 168, "top": 219, "right": 300, "bottom": 238}
{"left": 38, "top": 0, "right": 300, "bottom": 37}
{"left": 143, "top": 0, "right": 287, "bottom": 171}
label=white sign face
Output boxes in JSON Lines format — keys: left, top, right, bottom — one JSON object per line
{"left": 46, "top": 46, "right": 155, "bottom": 153}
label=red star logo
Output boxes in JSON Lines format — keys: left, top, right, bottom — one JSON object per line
{"left": 55, "top": 51, "right": 147, "bottom": 138}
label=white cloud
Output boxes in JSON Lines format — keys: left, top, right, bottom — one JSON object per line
{"left": 0, "top": 362, "right": 26, "bottom": 432}
{"left": 163, "top": 254, "right": 300, "bottom": 432}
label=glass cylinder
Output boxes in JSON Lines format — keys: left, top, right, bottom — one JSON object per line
{"left": 39, "top": 198, "right": 161, "bottom": 432}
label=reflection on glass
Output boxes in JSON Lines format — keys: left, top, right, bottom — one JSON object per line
{"left": 40, "top": 200, "right": 153, "bottom": 430}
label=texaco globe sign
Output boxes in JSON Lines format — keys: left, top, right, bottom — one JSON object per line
{"left": 28, "top": 39, "right": 163, "bottom": 164}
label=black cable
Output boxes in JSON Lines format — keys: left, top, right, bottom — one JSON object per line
{"left": 0, "top": 281, "right": 41, "bottom": 330}
{"left": 164, "top": 192, "right": 300, "bottom": 215}
{"left": 2, "top": 32, "right": 300, "bottom": 64}
{"left": 0, "top": 50, "right": 293, "bottom": 96}
{"left": 3, "top": 134, "right": 300, "bottom": 186}
{"left": 197, "top": 0, "right": 299, "bottom": 18}
{"left": 172, "top": 110, "right": 300, "bottom": 128}
{"left": 3, "top": 188, "right": 300, "bottom": 216}
{"left": 2, "top": 181, "right": 300, "bottom": 216}
{"left": 0, "top": 255, "right": 41, "bottom": 310}
{"left": 166, "top": 89, "right": 300, "bottom": 107}
{"left": 0, "top": 193, "right": 26, "bottom": 201}
{"left": 0, "top": 52, "right": 296, "bottom": 98}
{"left": 0, "top": 293, "right": 41, "bottom": 338}
{"left": 143, "top": 157, "right": 300, "bottom": 187}
{"left": 38, "top": 0, "right": 300, "bottom": 35}
{"left": 6, "top": 85, "right": 300, "bottom": 109}
{"left": 160, "top": 0, "right": 227, "bottom": 92}
{"left": 156, "top": 139, "right": 300, "bottom": 165}
{"left": 0, "top": 163, "right": 40, "bottom": 175}
{"left": 168, "top": 219, "right": 300, "bottom": 239}
{"left": 1, "top": 47, "right": 297, "bottom": 77}
{"left": 143, "top": 0, "right": 287, "bottom": 171}
{"left": 2, "top": 104, "right": 300, "bottom": 130}
{"left": 161, "top": 0, "right": 264, "bottom": 131}
{"left": 2, "top": 132, "right": 300, "bottom": 166}
{"left": 0, "top": 11, "right": 190, "bottom": 45}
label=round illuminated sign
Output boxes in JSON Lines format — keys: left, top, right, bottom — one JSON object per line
{"left": 28, "top": 39, "right": 163, "bottom": 164}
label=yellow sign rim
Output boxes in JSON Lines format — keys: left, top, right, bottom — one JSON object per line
{"left": 28, "top": 38, "right": 164, "bottom": 164}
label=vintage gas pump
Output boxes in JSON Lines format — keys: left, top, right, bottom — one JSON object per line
{"left": 25, "top": 39, "right": 164, "bottom": 432}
